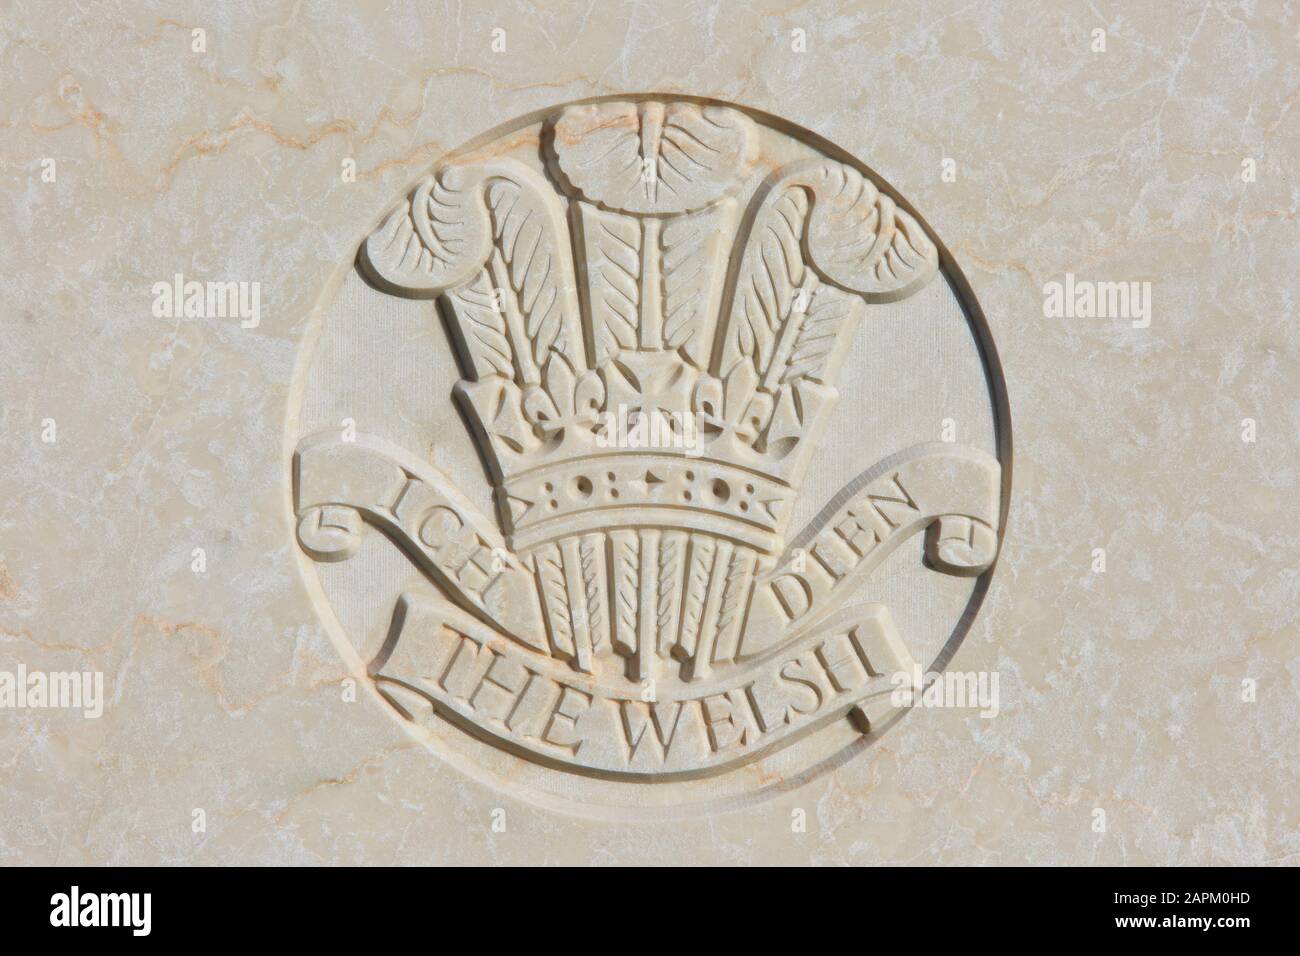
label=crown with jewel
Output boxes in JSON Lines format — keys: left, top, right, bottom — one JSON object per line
{"left": 360, "top": 99, "right": 940, "bottom": 678}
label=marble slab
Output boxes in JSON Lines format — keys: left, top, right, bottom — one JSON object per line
{"left": 0, "top": 0, "right": 1295, "bottom": 864}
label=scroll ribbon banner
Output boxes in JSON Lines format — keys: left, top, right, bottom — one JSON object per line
{"left": 295, "top": 433, "right": 1001, "bottom": 778}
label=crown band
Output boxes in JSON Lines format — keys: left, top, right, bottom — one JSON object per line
{"left": 502, "top": 456, "right": 792, "bottom": 553}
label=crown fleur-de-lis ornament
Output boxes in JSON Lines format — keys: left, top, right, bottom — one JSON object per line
{"left": 294, "top": 97, "right": 1006, "bottom": 785}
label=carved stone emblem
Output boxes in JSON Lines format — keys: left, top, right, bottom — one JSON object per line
{"left": 292, "top": 96, "right": 1009, "bottom": 809}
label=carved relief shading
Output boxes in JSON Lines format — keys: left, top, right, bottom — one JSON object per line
{"left": 296, "top": 97, "right": 1005, "bottom": 783}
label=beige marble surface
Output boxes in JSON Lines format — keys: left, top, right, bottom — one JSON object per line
{"left": 1, "top": 0, "right": 1296, "bottom": 864}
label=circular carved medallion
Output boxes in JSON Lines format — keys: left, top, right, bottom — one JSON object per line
{"left": 289, "top": 95, "right": 1010, "bottom": 815}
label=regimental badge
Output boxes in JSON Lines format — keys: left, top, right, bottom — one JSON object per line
{"left": 292, "top": 97, "right": 1010, "bottom": 808}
